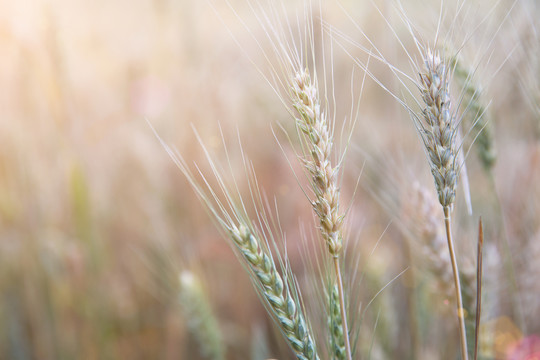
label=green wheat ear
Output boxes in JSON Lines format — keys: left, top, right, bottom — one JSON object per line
{"left": 154, "top": 119, "right": 321, "bottom": 360}
{"left": 328, "top": 283, "right": 347, "bottom": 360}
{"left": 179, "top": 271, "right": 226, "bottom": 360}
{"left": 450, "top": 55, "right": 496, "bottom": 172}
{"left": 229, "top": 224, "right": 319, "bottom": 360}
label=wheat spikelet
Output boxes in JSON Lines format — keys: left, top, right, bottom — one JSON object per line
{"left": 229, "top": 223, "right": 319, "bottom": 360}
{"left": 418, "top": 50, "right": 459, "bottom": 208}
{"left": 291, "top": 69, "right": 344, "bottom": 257}
{"left": 451, "top": 56, "right": 496, "bottom": 172}
{"left": 179, "top": 271, "right": 226, "bottom": 360}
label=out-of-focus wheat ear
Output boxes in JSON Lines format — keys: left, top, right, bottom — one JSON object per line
{"left": 403, "top": 184, "right": 453, "bottom": 295}
{"left": 179, "top": 271, "right": 226, "bottom": 360}
{"left": 229, "top": 224, "right": 319, "bottom": 360}
{"left": 450, "top": 55, "right": 496, "bottom": 172}
{"left": 250, "top": 324, "right": 271, "bottom": 360}
{"left": 517, "top": 229, "right": 540, "bottom": 332}
{"left": 327, "top": 283, "right": 346, "bottom": 360}
{"left": 403, "top": 184, "right": 475, "bottom": 313}
{"left": 534, "top": 76, "right": 540, "bottom": 139}
{"left": 535, "top": 96, "right": 540, "bottom": 138}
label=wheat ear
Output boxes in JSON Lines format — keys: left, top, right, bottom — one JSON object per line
{"left": 179, "top": 271, "right": 226, "bottom": 360}
{"left": 418, "top": 50, "right": 459, "bottom": 209}
{"left": 451, "top": 56, "right": 496, "bottom": 172}
{"left": 291, "top": 69, "right": 344, "bottom": 257}
{"left": 328, "top": 283, "right": 347, "bottom": 360}
{"left": 230, "top": 224, "right": 319, "bottom": 360}
{"left": 152, "top": 127, "right": 320, "bottom": 360}
{"left": 404, "top": 184, "right": 476, "bottom": 318}
{"left": 418, "top": 50, "right": 469, "bottom": 360}
{"left": 291, "top": 69, "right": 352, "bottom": 360}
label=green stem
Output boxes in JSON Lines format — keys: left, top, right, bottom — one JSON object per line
{"left": 443, "top": 206, "right": 469, "bottom": 360}
{"left": 333, "top": 256, "right": 352, "bottom": 360}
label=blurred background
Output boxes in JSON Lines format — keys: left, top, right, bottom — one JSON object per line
{"left": 0, "top": 0, "right": 539, "bottom": 359}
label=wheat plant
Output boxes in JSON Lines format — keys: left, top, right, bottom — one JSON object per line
{"left": 4, "top": 0, "right": 540, "bottom": 359}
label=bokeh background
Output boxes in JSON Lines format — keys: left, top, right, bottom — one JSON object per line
{"left": 0, "top": 0, "right": 539, "bottom": 359}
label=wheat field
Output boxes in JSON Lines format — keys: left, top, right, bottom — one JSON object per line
{"left": 0, "top": 0, "right": 539, "bottom": 359}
